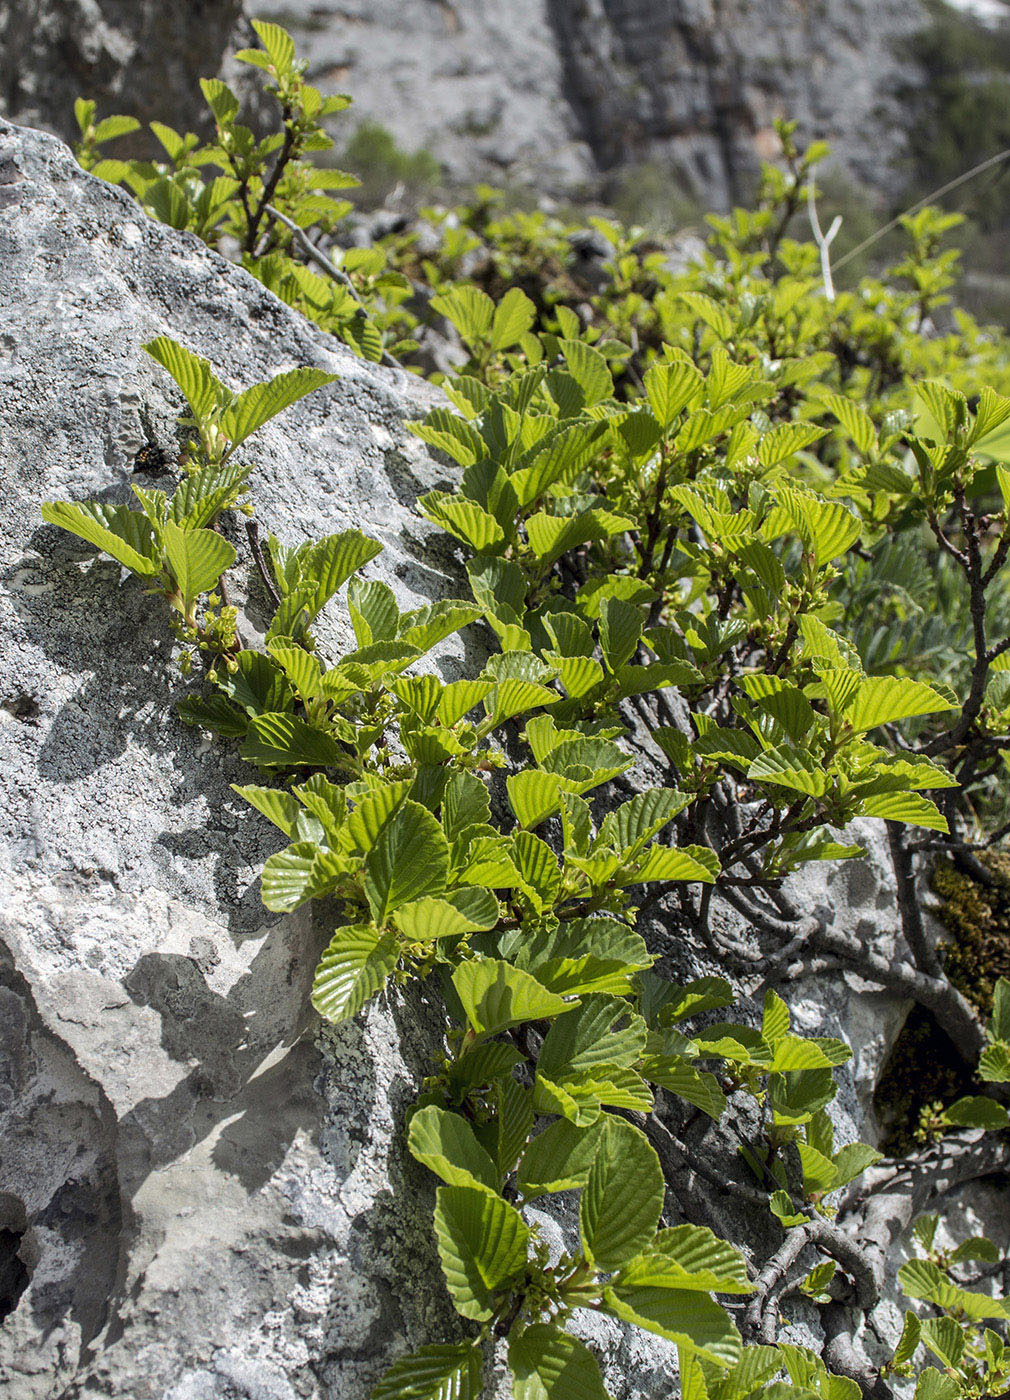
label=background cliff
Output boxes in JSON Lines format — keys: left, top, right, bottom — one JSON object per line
{"left": 244, "top": 0, "right": 925, "bottom": 210}
{"left": 0, "top": 0, "right": 934, "bottom": 213}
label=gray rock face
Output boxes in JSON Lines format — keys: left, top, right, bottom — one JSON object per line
{"left": 0, "top": 117, "right": 965, "bottom": 1398}
{"left": 0, "top": 0, "right": 259, "bottom": 153}
{"left": 0, "top": 116, "right": 462, "bottom": 1400}
{"left": 249, "top": 0, "right": 927, "bottom": 207}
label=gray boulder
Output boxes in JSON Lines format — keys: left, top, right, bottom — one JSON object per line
{"left": 0, "top": 116, "right": 461, "bottom": 1400}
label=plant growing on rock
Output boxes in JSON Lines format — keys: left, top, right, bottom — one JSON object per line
{"left": 51, "top": 25, "right": 1010, "bottom": 1400}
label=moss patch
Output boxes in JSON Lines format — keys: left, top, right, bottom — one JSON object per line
{"left": 932, "top": 850, "right": 1010, "bottom": 1019}
{"left": 873, "top": 850, "right": 1010, "bottom": 1153}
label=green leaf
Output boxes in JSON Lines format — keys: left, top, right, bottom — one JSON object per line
{"left": 539, "top": 997, "right": 647, "bottom": 1078}
{"left": 597, "top": 789, "right": 687, "bottom": 857}
{"left": 941, "top": 1095, "right": 1009, "bottom": 1129}
{"left": 408, "top": 1106, "right": 499, "bottom": 1192}
{"left": 169, "top": 459, "right": 252, "bottom": 528}
{"left": 580, "top": 1116, "right": 664, "bottom": 1271}
{"left": 41, "top": 499, "right": 160, "bottom": 575}
{"left": 268, "top": 530, "right": 383, "bottom": 640}
{"left": 601, "top": 1286, "right": 741, "bottom": 1366}
{"left": 615, "top": 1224, "right": 752, "bottom": 1293}
{"left": 598, "top": 596, "right": 643, "bottom": 672}
{"left": 311, "top": 924, "right": 399, "bottom": 1023}
{"left": 250, "top": 18, "right": 297, "bottom": 74}
{"left": 92, "top": 114, "right": 141, "bottom": 143}
{"left": 828, "top": 1142, "right": 882, "bottom": 1190}
{"left": 970, "top": 385, "right": 1010, "bottom": 446}
{"left": 410, "top": 409, "right": 487, "bottom": 468}
{"left": 163, "top": 521, "right": 235, "bottom": 606}
{"left": 557, "top": 338, "right": 613, "bottom": 408}
{"left": 657, "top": 978, "right": 735, "bottom": 1024}
{"left": 509, "top": 1325, "right": 610, "bottom": 1400}
{"left": 364, "top": 800, "right": 450, "bottom": 923}
{"left": 421, "top": 492, "right": 505, "bottom": 551}
{"left": 914, "top": 1367, "right": 958, "bottom": 1400}
{"left": 644, "top": 359, "right": 703, "bottom": 429}
{"left": 858, "top": 792, "right": 948, "bottom": 832}
{"left": 979, "top": 1041, "right": 1010, "bottom": 1082}
{"left": 507, "top": 770, "right": 563, "bottom": 829}
{"left": 769, "top": 486, "right": 861, "bottom": 563}
{"left": 370, "top": 1343, "right": 482, "bottom": 1400}
{"left": 430, "top": 285, "right": 495, "bottom": 352}
{"left": 260, "top": 841, "right": 329, "bottom": 912}
{"left": 525, "top": 508, "right": 632, "bottom": 568}
{"left": 232, "top": 783, "right": 301, "bottom": 836}
{"left": 438, "top": 680, "right": 496, "bottom": 727}
{"left": 489, "top": 288, "right": 537, "bottom": 352}
{"left": 452, "top": 959, "right": 570, "bottom": 1037}
{"left": 991, "top": 977, "right": 1010, "bottom": 1040}
{"left": 393, "top": 889, "right": 499, "bottom": 941}
{"left": 749, "top": 744, "right": 830, "bottom": 798}
{"left": 846, "top": 676, "right": 955, "bottom": 733}
{"left": 433, "top": 1185, "right": 529, "bottom": 1320}
{"left": 517, "top": 1119, "right": 605, "bottom": 1198}
{"left": 626, "top": 845, "right": 719, "bottom": 885}
{"left": 512, "top": 831, "right": 562, "bottom": 909}
{"left": 220, "top": 367, "right": 337, "bottom": 446}
{"left": 241, "top": 713, "right": 347, "bottom": 768}
{"left": 826, "top": 394, "right": 877, "bottom": 455}
{"left": 891, "top": 1310, "right": 921, "bottom": 1368}
{"left": 640, "top": 1057, "right": 726, "bottom": 1120}
{"left": 145, "top": 336, "right": 225, "bottom": 425}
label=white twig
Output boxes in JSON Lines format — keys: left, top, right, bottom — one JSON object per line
{"left": 807, "top": 179, "right": 841, "bottom": 302}
{"left": 264, "top": 203, "right": 401, "bottom": 369}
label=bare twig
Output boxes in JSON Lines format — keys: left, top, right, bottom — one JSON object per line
{"left": 246, "top": 519, "right": 282, "bottom": 609}
{"left": 807, "top": 179, "right": 842, "bottom": 302}
{"left": 265, "top": 204, "right": 401, "bottom": 369}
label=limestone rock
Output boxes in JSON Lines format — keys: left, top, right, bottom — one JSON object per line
{"left": 0, "top": 116, "right": 459, "bottom": 1400}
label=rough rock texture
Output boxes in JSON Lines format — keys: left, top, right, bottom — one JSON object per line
{"left": 0, "top": 0, "right": 260, "bottom": 153}
{"left": 0, "top": 117, "right": 459, "bottom": 1400}
{"left": 249, "top": 0, "right": 928, "bottom": 207}
{"left": 0, "top": 118, "right": 948, "bottom": 1396}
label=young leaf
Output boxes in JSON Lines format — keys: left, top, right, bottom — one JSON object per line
{"left": 509, "top": 1325, "right": 610, "bottom": 1400}
{"left": 311, "top": 924, "right": 399, "bottom": 1023}
{"left": 408, "top": 1106, "right": 499, "bottom": 1192}
{"left": 163, "top": 521, "right": 235, "bottom": 606}
{"left": 145, "top": 336, "right": 225, "bottom": 425}
{"left": 432, "top": 1185, "right": 529, "bottom": 1320}
{"left": 489, "top": 287, "right": 536, "bottom": 353}
{"left": 220, "top": 367, "right": 338, "bottom": 446}
{"left": 41, "top": 500, "right": 160, "bottom": 576}
{"left": 430, "top": 285, "right": 495, "bottom": 352}
{"left": 370, "top": 1343, "right": 482, "bottom": 1400}
{"left": 452, "top": 959, "right": 570, "bottom": 1036}
{"left": 579, "top": 1116, "right": 664, "bottom": 1271}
